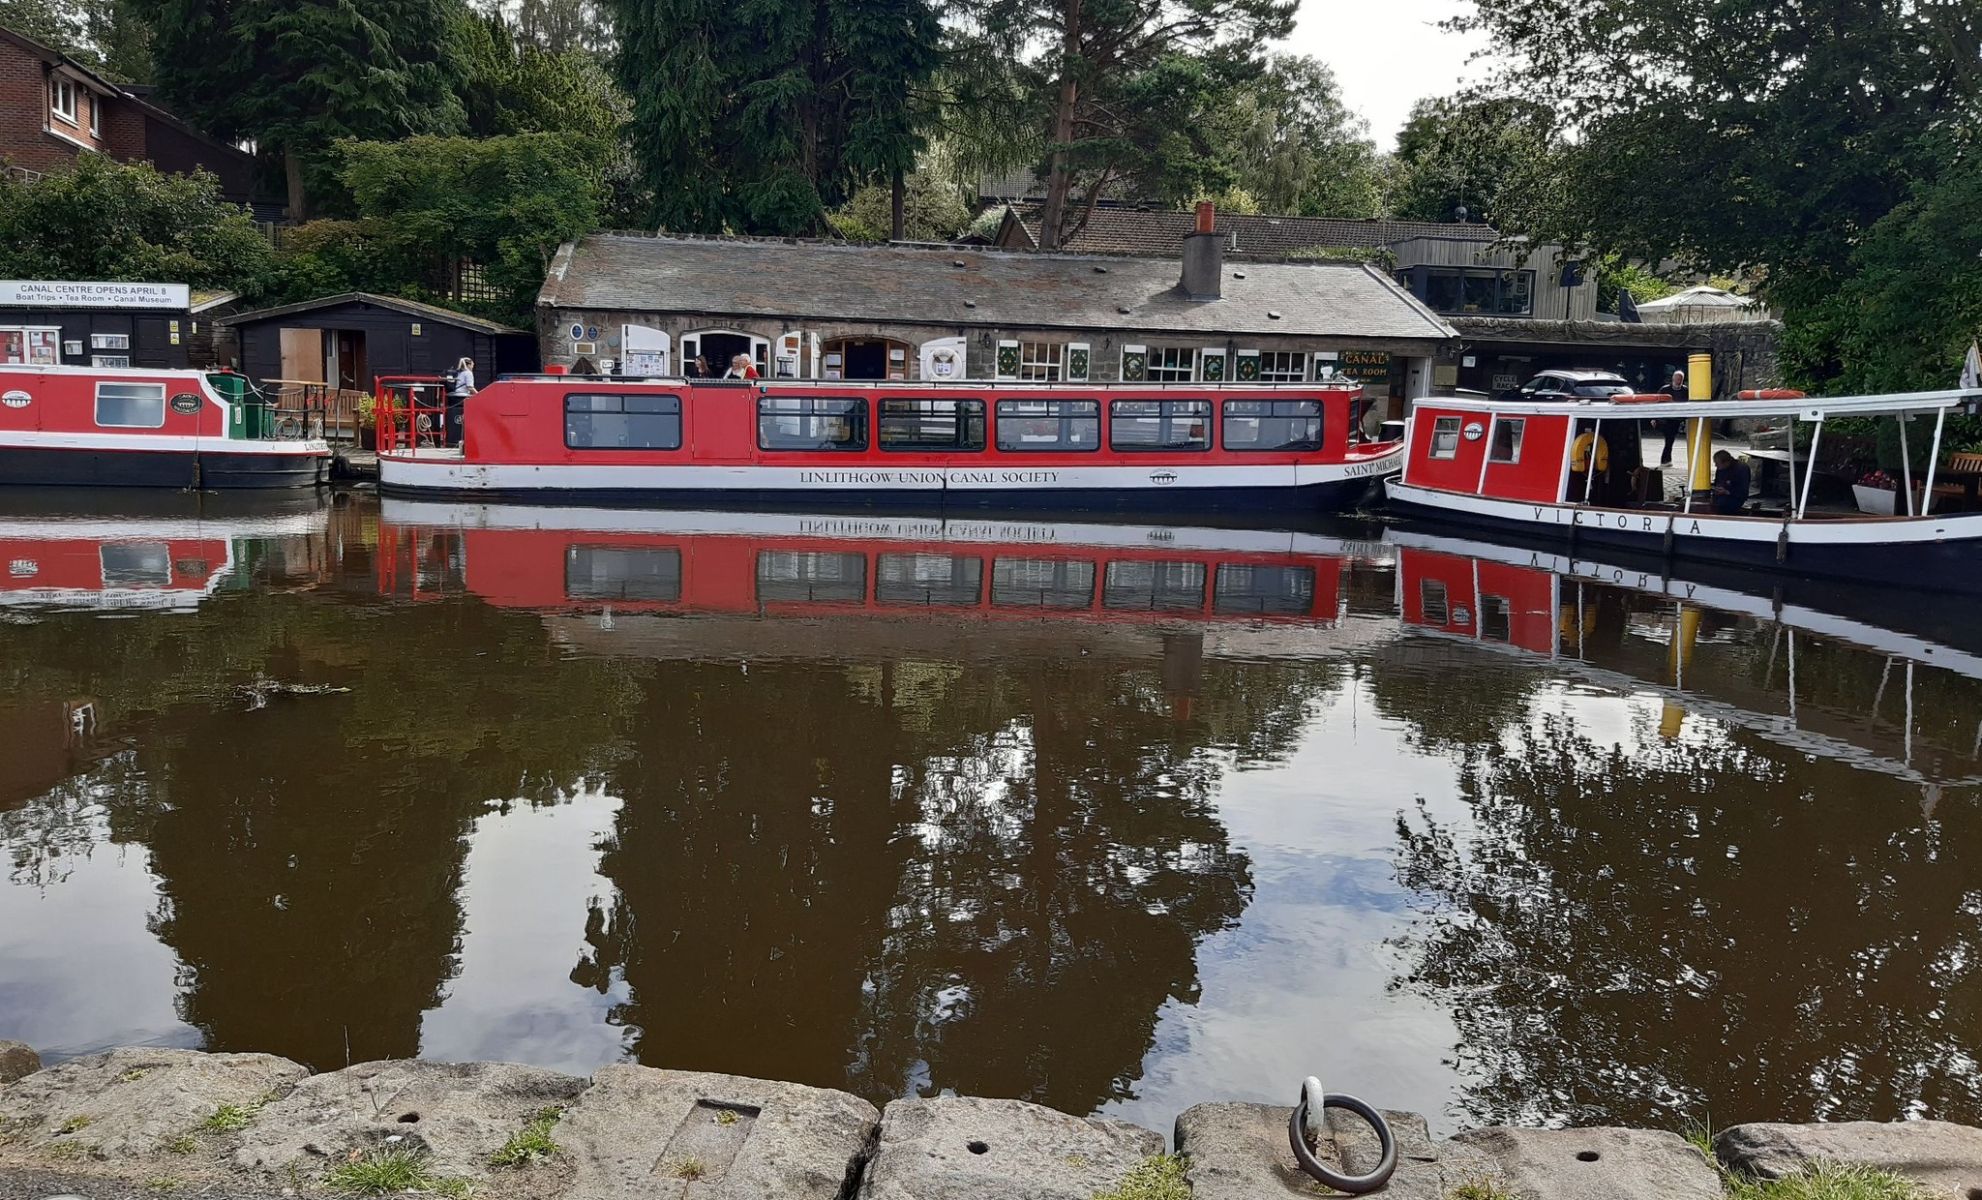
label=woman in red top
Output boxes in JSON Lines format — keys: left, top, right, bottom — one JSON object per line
{"left": 725, "top": 354, "right": 760, "bottom": 380}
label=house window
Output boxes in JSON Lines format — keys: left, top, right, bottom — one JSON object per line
{"left": 758, "top": 396, "right": 867, "bottom": 452}
{"left": 50, "top": 77, "right": 77, "bottom": 125}
{"left": 564, "top": 393, "right": 682, "bottom": 450}
{"left": 1257, "top": 351, "right": 1307, "bottom": 382}
{"left": 92, "top": 333, "right": 131, "bottom": 351}
{"left": 1018, "top": 342, "right": 1063, "bottom": 381}
{"left": 88, "top": 93, "right": 99, "bottom": 137}
{"left": 995, "top": 398, "right": 1099, "bottom": 452}
{"left": 1110, "top": 399, "right": 1211, "bottom": 451}
{"left": 1429, "top": 416, "right": 1462, "bottom": 459}
{"left": 879, "top": 398, "right": 985, "bottom": 452}
{"left": 1416, "top": 267, "right": 1534, "bottom": 316}
{"left": 95, "top": 381, "right": 166, "bottom": 428}
{"left": 1146, "top": 346, "right": 1196, "bottom": 382}
{"left": 1222, "top": 399, "right": 1323, "bottom": 452}
{"left": 1489, "top": 418, "right": 1524, "bottom": 463}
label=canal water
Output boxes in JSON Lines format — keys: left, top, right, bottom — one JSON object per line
{"left": 2, "top": 489, "right": 1979, "bottom": 1138}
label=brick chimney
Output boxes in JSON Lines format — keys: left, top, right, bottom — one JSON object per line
{"left": 1178, "top": 201, "right": 1223, "bottom": 301}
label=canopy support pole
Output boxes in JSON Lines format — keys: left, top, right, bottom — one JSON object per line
{"left": 1797, "top": 420, "right": 1824, "bottom": 519}
{"left": 1899, "top": 412, "right": 1915, "bottom": 515}
{"left": 1923, "top": 408, "right": 1947, "bottom": 516}
{"left": 1583, "top": 420, "right": 1602, "bottom": 504}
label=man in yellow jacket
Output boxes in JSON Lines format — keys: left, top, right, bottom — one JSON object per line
{"left": 1568, "top": 425, "right": 1609, "bottom": 501}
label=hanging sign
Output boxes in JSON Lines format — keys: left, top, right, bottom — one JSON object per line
{"left": 0, "top": 281, "right": 189, "bottom": 309}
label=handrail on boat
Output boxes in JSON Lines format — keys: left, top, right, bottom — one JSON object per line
{"left": 375, "top": 374, "right": 451, "bottom": 454}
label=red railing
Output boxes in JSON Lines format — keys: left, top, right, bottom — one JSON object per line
{"left": 374, "top": 375, "right": 451, "bottom": 453}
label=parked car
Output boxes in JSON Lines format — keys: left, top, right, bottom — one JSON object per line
{"left": 1504, "top": 369, "right": 1635, "bottom": 402}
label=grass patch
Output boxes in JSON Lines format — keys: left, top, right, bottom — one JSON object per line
{"left": 1681, "top": 1112, "right": 1721, "bottom": 1164}
{"left": 43, "top": 1140, "right": 88, "bottom": 1161}
{"left": 199, "top": 1099, "right": 267, "bottom": 1133}
{"left": 162, "top": 1133, "right": 199, "bottom": 1155}
{"left": 661, "top": 1155, "right": 706, "bottom": 1181}
{"left": 55, "top": 1113, "right": 94, "bottom": 1135}
{"left": 1089, "top": 1153, "right": 1190, "bottom": 1200}
{"left": 1448, "top": 1179, "right": 1519, "bottom": 1200}
{"left": 1725, "top": 1162, "right": 1936, "bottom": 1200}
{"left": 119, "top": 1067, "right": 155, "bottom": 1083}
{"left": 715, "top": 1108, "right": 738, "bottom": 1127}
{"left": 324, "top": 1148, "right": 471, "bottom": 1196}
{"left": 489, "top": 1106, "right": 563, "bottom": 1168}
{"left": 145, "top": 1177, "right": 181, "bottom": 1193}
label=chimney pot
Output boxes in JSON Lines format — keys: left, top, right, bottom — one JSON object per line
{"left": 1195, "top": 201, "right": 1216, "bottom": 234}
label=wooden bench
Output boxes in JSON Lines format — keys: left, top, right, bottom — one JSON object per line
{"left": 1931, "top": 451, "right": 1982, "bottom": 509}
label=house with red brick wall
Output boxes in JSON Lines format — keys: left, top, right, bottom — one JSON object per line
{"left": 0, "top": 24, "right": 271, "bottom": 214}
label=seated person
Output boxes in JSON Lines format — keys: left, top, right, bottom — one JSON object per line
{"left": 1710, "top": 450, "right": 1752, "bottom": 515}
{"left": 1567, "top": 424, "right": 1609, "bottom": 501}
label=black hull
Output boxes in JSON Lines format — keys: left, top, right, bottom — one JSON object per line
{"left": 377, "top": 478, "right": 1383, "bottom": 514}
{"left": 0, "top": 447, "right": 330, "bottom": 490}
{"left": 1386, "top": 496, "right": 1982, "bottom": 594}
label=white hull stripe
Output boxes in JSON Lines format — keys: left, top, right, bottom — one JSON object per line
{"left": 1386, "top": 480, "right": 1982, "bottom": 547}
{"left": 378, "top": 452, "right": 1404, "bottom": 493}
{"left": 0, "top": 431, "right": 331, "bottom": 457}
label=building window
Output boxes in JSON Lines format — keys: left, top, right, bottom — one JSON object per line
{"left": 564, "top": 393, "right": 682, "bottom": 450}
{"left": 50, "top": 77, "right": 77, "bottom": 125}
{"left": 1429, "top": 416, "right": 1462, "bottom": 459}
{"left": 758, "top": 395, "right": 867, "bottom": 452}
{"left": 879, "top": 398, "right": 985, "bottom": 452}
{"left": 1418, "top": 267, "right": 1534, "bottom": 316}
{"left": 1489, "top": 418, "right": 1524, "bottom": 463}
{"left": 565, "top": 546, "right": 682, "bottom": 602}
{"left": 995, "top": 398, "right": 1099, "bottom": 452}
{"left": 1110, "top": 399, "right": 1211, "bottom": 452}
{"left": 95, "top": 381, "right": 166, "bottom": 428}
{"left": 88, "top": 93, "right": 100, "bottom": 137}
{"left": 1257, "top": 351, "right": 1307, "bottom": 382}
{"left": 1017, "top": 341, "right": 1063, "bottom": 381}
{"left": 1146, "top": 346, "right": 1196, "bottom": 382}
{"left": 1222, "top": 399, "right": 1323, "bottom": 452}
{"left": 91, "top": 333, "right": 131, "bottom": 351}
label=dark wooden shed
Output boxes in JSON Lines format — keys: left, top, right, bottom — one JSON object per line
{"left": 222, "top": 293, "right": 538, "bottom": 394}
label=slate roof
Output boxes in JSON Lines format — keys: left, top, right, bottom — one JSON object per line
{"left": 223, "top": 292, "right": 525, "bottom": 335}
{"left": 538, "top": 234, "right": 1458, "bottom": 345}
{"left": 997, "top": 205, "right": 1502, "bottom": 257}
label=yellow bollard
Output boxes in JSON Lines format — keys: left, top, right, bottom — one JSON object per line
{"left": 1687, "top": 353, "right": 1713, "bottom": 496}
{"left": 1661, "top": 604, "right": 1702, "bottom": 739}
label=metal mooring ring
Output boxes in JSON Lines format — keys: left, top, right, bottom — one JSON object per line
{"left": 1289, "top": 1089, "right": 1398, "bottom": 1194}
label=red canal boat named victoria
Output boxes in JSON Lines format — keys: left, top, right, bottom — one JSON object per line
{"left": 0, "top": 364, "right": 332, "bottom": 489}
{"left": 374, "top": 376, "right": 1402, "bottom": 511}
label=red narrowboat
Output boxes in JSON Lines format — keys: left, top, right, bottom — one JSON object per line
{"left": 0, "top": 508, "right": 326, "bottom": 611}
{"left": 374, "top": 376, "right": 1401, "bottom": 511}
{"left": 1385, "top": 387, "right": 1982, "bottom": 587}
{"left": 0, "top": 364, "right": 332, "bottom": 489}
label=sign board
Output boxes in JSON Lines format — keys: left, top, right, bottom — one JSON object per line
{"left": 1337, "top": 350, "right": 1392, "bottom": 384}
{"left": 170, "top": 392, "right": 203, "bottom": 414}
{"left": 0, "top": 281, "right": 190, "bottom": 309}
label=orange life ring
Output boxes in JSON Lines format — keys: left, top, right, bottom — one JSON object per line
{"left": 1738, "top": 388, "right": 1805, "bottom": 400}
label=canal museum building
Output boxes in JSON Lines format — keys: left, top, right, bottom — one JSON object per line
{"left": 534, "top": 223, "right": 1461, "bottom": 416}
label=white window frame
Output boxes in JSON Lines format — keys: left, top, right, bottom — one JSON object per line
{"left": 1146, "top": 345, "right": 1196, "bottom": 383}
{"left": 50, "top": 77, "right": 78, "bottom": 125}
{"left": 1429, "top": 416, "right": 1462, "bottom": 459}
{"left": 92, "top": 354, "right": 132, "bottom": 369}
{"left": 1018, "top": 340, "right": 1063, "bottom": 381}
{"left": 1489, "top": 418, "right": 1525, "bottom": 464}
{"left": 94, "top": 381, "right": 166, "bottom": 428}
{"left": 91, "top": 332, "right": 132, "bottom": 351}
{"left": 1258, "top": 351, "right": 1307, "bottom": 383}
{"left": 88, "top": 92, "right": 100, "bottom": 137}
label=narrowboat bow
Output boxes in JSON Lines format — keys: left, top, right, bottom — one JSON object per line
{"left": 1385, "top": 387, "right": 1982, "bottom": 588}
{"left": 374, "top": 376, "right": 1402, "bottom": 511}
{"left": 0, "top": 364, "right": 332, "bottom": 489}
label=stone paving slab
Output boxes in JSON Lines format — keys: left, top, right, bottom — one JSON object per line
{"left": 235, "top": 1058, "right": 587, "bottom": 1184}
{"left": 556, "top": 1064, "right": 878, "bottom": 1200}
{"left": 1453, "top": 1126, "right": 1724, "bottom": 1200}
{"left": 1716, "top": 1120, "right": 1982, "bottom": 1199}
{"left": 0, "top": 1165, "right": 293, "bottom": 1199}
{"left": 0, "top": 1048, "right": 308, "bottom": 1162}
{"left": 1176, "top": 1101, "right": 1502, "bottom": 1200}
{"left": 860, "top": 1095, "right": 1165, "bottom": 1200}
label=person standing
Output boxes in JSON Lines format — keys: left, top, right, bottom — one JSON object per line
{"left": 445, "top": 356, "right": 476, "bottom": 446}
{"left": 724, "top": 353, "right": 760, "bottom": 380}
{"left": 1657, "top": 369, "right": 1688, "bottom": 465}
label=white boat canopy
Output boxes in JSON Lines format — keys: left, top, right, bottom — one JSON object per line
{"left": 1423, "top": 388, "right": 1981, "bottom": 421}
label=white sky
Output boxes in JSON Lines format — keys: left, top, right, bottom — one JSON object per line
{"left": 1284, "top": 0, "right": 1491, "bottom": 152}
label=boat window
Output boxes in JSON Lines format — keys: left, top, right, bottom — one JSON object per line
{"left": 100, "top": 543, "right": 172, "bottom": 587}
{"left": 1222, "top": 399, "right": 1323, "bottom": 452}
{"left": 1110, "top": 399, "right": 1212, "bottom": 452}
{"left": 991, "top": 558, "right": 1096, "bottom": 608}
{"left": 1489, "top": 418, "right": 1524, "bottom": 463}
{"left": 995, "top": 398, "right": 1100, "bottom": 452}
{"left": 1102, "top": 560, "right": 1206, "bottom": 612}
{"left": 1420, "top": 578, "right": 1450, "bottom": 624}
{"left": 758, "top": 396, "right": 867, "bottom": 452}
{"left": 1428, "top": 416, "right": 1462, "bottom": 459}
{"left": 564, "top": 393, "right": 682, "bottom": 451}
{"left": 879, "top": 398, "right": 985, "bottom": 452}
{"left": 95, "top": 382, "right": 167, "bottom": 429}
{"left": 565, "top": 545, "right": 682, "bottom": 602}
{"left": 1480, "top": 594, "right": 1512, "bottom": 642}
{"left": 876, "top": 553, "right": 983, "bottom": 605}
{"left": 756, "top": 550, "right": 866, "bottom": 602}
{"left": 1212, "top": 565, "right": 1317, "bottom": 615}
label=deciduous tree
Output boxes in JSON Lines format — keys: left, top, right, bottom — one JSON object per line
{"left": 1217, "top": 55, "right": 1392, "bottom": 219}
{"left": 1390, "top": 95, "right": 1557, "bottom": 227}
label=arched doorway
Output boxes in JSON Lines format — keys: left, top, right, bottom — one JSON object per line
{"left": 683, "top": 329, "right": 769, "bottom": 377}
{"left": 822, "top": 337, "right": 912, "bottom": 381}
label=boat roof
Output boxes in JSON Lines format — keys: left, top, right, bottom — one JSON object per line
{"left": 1418, "top": 388, "right": 1980, "bottom": 420}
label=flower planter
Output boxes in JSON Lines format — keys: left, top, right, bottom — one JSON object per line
{"left": 1852, "top": 484, "right": 1897, "bottom": 516}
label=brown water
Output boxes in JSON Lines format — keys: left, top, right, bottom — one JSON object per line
{"left": 3, "top": 490, "right": 1980, "bottom": 1137}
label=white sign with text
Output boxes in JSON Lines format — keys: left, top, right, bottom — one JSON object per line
{"left": 0, "top": 280, "right": 190, "bottom": 309}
